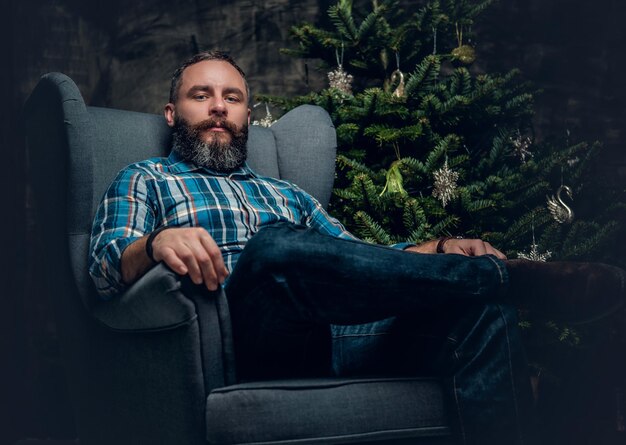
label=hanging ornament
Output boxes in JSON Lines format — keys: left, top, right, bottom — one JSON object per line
{"left": 380, "top": 159, "right": 407, "bottom": 196}
{"left": 328, "top": 67, "right": 353, "bottom": 94}
{"left": 451, "top": 23, "right": 476, "bottom": 65}
{"left": 518, "top": 241, "right": 552, "bottom": 262}
{"left": 546, "top": 184, "right": 574, "bottom": 224}
{"left": 391, "top": 71, "right": 405, "bottom": 97}
{"left": 252, "top": 103, "right": 276, "bottom": 128}
{"left": 432, "top": 158, "right": 459, "bottom": 207}
{"left": 567, "top": 157, "right": 580, "bottom": 167}
{"left": 517, "top": 223, "right": 552, "bottom": 262}
{"left": 510, "top": 132, "right": 533, "bottom": 162}
{"left": 328, "top": 43, "right": 353, "bottom": 95}
{"left": 451, "top": 46, "right": 476, "bottom": 64}
{"left": 390, "top": 53, "right": 405, "bottom": 98}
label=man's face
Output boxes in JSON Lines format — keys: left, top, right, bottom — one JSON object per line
{"left": 165, "top": 60, "right": 251, "bottom": 171}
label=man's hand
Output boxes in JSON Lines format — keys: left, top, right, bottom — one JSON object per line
{"left": 121, "top": 227, "right": 229, "bottom": 291}
{"left": 405, "top": 238, "right": 507, "bottom": 259}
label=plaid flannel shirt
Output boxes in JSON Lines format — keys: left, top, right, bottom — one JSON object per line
{"left": 89, "top": 151, "right": 356, "bottom": 298}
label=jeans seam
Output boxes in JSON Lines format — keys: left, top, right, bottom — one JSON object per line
{"left": 485, "top": 255, "right": 506, "bottom": 285}
{"left": 498, "top": 303, "right": 525, "bottom": 445}
{"left": 332, "top": 333, "right": 389, "bottom": 339}
{"left": 453, "top": 369, "right": 467, "bottom": 445}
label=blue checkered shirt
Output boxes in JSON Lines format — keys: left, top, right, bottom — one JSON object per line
{"left": 89, "top": 151, "right": 356, "bottom": 298}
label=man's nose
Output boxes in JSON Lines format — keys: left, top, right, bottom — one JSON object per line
{"left": 209, "top": 97, "right": 227, "bottom": 116}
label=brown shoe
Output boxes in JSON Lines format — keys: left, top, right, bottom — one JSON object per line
{"left": 505, "top": 259, "right": 625, "bottom": 324}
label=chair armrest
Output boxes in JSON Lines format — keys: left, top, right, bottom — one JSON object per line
{"left": 89, "top": 262, "right": 237, "bottom": 386}
{"left": 91, "top": 263, "right": 198, "bottom": 332}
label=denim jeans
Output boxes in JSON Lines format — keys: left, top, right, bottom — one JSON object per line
{"left": 225, "top": 222, "right": 534, "bottom": 445}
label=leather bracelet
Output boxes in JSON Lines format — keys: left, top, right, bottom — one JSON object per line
{"left": 145, "top": 226, "right": 173, "bottom": 262}
{"left": 436, "top": 236, "right": 464, "bottom": 254}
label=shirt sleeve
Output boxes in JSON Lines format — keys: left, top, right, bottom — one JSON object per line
{"left": 88, "top": 166, "right": 157, "bottom": 299}
{"left": 293, "top": 185, "right": 417, "bottom": 250}
{"left": 291, "top": 186, "right": 359, "bottom": 241}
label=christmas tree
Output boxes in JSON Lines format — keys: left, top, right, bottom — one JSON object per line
{"left": 254, "top": 0, "right": 626, "bottom": 392}
{"left": 257, "top": 0, "right": 624, "bottom": 270}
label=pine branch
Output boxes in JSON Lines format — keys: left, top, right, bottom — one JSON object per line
{"left": 336, "top": 123, "right": 360, "bottom": 145}
{"left": 328, "top": 1, "right": 359, "bottom": 43}
{"left": 398, "top": 156, "right": 428, "bottom": 175}
{"left": 357, "top": 4, "right": 386, "bottom": 45}
{"left": 354, "top": 210, "right": 394, "bottom": 244}
{"left": 431, "top": 214, "right": 461, "bottom": 235}
{"left": 406, "top": 226, "right": 434, "bottom": 244}
{"left": 336, "top": 154, "right": 378, "bottom": 178}
{"left": 559, "top": 221, "right": 620, "bottom": 260}
{"left": 405, "top": 56, "right": 441, "bottom": 97}
{"left": 466, "top": 198, "right": 497, "bottom": 213}
{"left": 503, "top": 208, "right": 551, "bottom": 243}
{"left": 425, "top": 134, "right": 460, "bottom": 171}
{"left": 402, "top": 198, "right": 427, "bottom": 232}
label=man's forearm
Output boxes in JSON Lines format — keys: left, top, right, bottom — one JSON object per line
{"left": 121, "top": 236, "right": 154, "bottom": 285}
{"left": 405, "top": 239, "right": 438, "bottom": 254}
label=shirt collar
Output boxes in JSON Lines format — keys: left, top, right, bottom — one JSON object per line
{"left": 165, "top": 151, "right": 256, "bottom": 178}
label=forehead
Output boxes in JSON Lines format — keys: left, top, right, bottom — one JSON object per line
{"left": 180, "top": 60, "right": 247, "bottom": 94}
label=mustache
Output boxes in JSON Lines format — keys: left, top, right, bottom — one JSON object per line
{"left": 189, "top": 118, "right": 243, "bottom": 136}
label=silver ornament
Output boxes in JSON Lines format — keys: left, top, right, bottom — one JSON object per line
{"left": 328, "top": 65, "right": 353, "bottom": 95}
{"left": 510, "top": 134, "right": 532, "bottom": 162}
{"left": 546, "top": 185, "right": 574, "bottom": 224}
{"left": 390, "top": 69, "right": 405, "bottom": 98}
{"left": 252, "top": 104, "right": 276, "bottom": 128}
{"left": 451, "top": 44, "right": 476, "bottom": 64}
{"left": 517, "top": 242, "right": 552, "bottom": 262}
{"left": 432, "top": 159, "right": 459, "bottom": 207}
{"left": 567, "top": 157, "right": 580, "bottom": 167}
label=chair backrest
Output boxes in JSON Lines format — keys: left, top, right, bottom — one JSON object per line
{"left": 23, "top": 72, "right": 337, "bottom": 310}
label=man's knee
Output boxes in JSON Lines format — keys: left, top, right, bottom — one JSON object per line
{"left": 237, "top": 223, "right": 309, "bottom": 275}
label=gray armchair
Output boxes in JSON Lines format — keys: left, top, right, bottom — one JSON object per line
{"left": 23, "top": 72, "right": 455, "bottom": 445}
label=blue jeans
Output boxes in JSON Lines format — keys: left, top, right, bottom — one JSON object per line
{"left": 225, "top": 223, "right": 534, "bottom": 445}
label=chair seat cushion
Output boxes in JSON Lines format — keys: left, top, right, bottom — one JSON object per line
{"left": 205, "top": 377, "right": 452, "bottom": 444}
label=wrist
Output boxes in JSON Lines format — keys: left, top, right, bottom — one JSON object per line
{"left": 436, "top": 236, "right": 464, "bottom": 254}
{"left": 145, "top": 226, "right": 173, "bottom": 262}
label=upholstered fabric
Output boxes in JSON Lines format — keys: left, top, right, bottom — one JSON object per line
{"left": 206, "top": 377, "right": 451, "bottom": 445}
{"left": 271, "top": 105, "right": 337, "bottom": 210}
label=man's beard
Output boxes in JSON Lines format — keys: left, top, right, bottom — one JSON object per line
{"left": 171, "top": 116, "right": 248, "bottom": 172}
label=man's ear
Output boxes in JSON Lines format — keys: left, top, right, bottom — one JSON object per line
{"left": 247, "top": 108, "right": 251, "bottom": 126}
{"left": 164, "top": 103, "right": 176, "bottom": 128}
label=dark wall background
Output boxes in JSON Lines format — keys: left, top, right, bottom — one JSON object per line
{"left": 2, "top": 0, "right": 625, "bottom": 442}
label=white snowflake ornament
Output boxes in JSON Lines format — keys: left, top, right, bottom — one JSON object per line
{"left": 517, "top": 242, "right": 552, "bottom": 262}
{"left": 252, "top": 104, "right": 276, "bottom": 128}
{"left": 328, "top": 65, "right": 353, "bottom": 95}
{"left": 432, "top": 159, "right": 459, "bottom": 207}
{"left": 511, "top": 134, "right": 532, "bottom": 162}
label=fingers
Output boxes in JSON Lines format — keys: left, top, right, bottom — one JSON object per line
{"left": 183, "top": 240, "right": 219, "bottom": 289}
{"left": 159, "top": 246, "right": 189, "bottom": 276}
{"left": 466, "top": 240, "right": 487, "bottom": 256}
{"left": 485, "top": 243, "right": 507, "bottom": 260}
{"left": 199, "top": 234, "right": 230, "bottom": 287}
{"left": 151, "top": 227, "right": 228, "bottom": 291}
{"left": 443, "top": 238, "right": 507, "bottom": 259}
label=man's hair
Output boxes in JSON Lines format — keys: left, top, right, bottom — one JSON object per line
{"left": 169, "top": 51, "right": 250, "bottom": 103}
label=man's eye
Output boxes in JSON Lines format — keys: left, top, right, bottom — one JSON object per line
{"left": 225, "top": 96, "right": 240, "bottom": 103}
{"left": 194, "top": 94, "right": 208, "bottom": 100}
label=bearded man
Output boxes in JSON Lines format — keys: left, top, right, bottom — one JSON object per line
{"left": 89, "top": 51, "right": 625, "bottom": 445}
